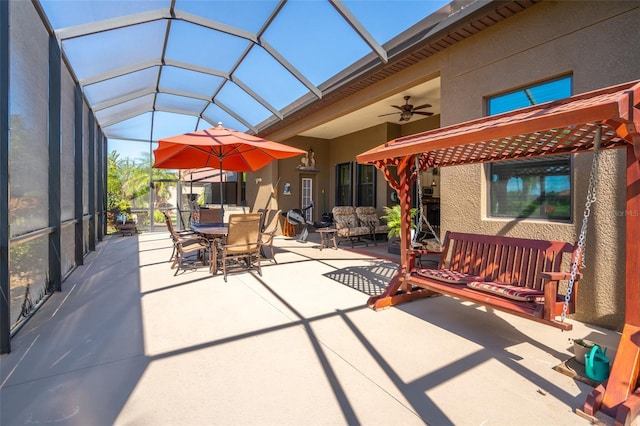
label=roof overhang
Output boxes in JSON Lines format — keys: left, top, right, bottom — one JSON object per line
{"left": 357, "top": 80, "right": 640, "bottom": 168}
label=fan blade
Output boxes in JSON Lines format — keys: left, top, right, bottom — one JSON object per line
{"left": 413, "top": 111, "right": 434, "bottom": 116}
{"left": 390, "top": 105, "right": 403, "bottom": 110}
{"left": 413, "top": 103, "right": 432, "bottom": 110}
{"left": 378, "top": 112, "right": 401, "bottom": 117}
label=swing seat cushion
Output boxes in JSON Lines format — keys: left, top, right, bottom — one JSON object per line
{"left": 415, "top": 268, "right": 483, "bottom": 284}
{"left": 467, "top": 281, "right": 545, "bottom": 302}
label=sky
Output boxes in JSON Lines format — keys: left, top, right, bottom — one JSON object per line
{"left": 37, "top": 0, "right": 451, "bottom": 159}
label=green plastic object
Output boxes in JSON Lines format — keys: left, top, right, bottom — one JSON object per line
{"left": 585, "top": 345, "right": 610, "bottom": 382}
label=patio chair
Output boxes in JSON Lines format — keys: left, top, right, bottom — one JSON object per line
{"left": 172, "top": 233, "right": 212, "bottom": 275}
{"left": 259, "top": 208, "right": 282, "bottom": 263}
{"left": 332, "top": 206, "right": 370, "bottom": 247}
{"left": 161, "top": 210, "right": 197, "bottom": 263}
{"left": 355, "top": 206, "right": 389, "bottom": 245}
{"left": 213, "top": 213, "right": 263, "bottom": 282}
{"left": 199, "top": 207, "right": 223, "bottom": 224}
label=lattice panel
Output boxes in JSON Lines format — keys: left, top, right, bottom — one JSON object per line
{"left": 361, "top": 80, "right": 640, "bottom": 169}
{"left": 420, "top": 123, "right": 623, "bottom": 169}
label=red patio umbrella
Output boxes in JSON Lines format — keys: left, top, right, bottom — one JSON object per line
{"left": 153, "top": 124, "right": 306, "bottom": 222}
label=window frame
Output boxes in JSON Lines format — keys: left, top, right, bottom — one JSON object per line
{"left": 356, "top": 163, "right": 376, "bottom": 207}
{"left": 335, "top": 162, "right": 353, "bottom": 206}
{"left": 486, "top": 75, "right": 573, "bottom": 221}
{"left": 487, "top": 156, "right": 573, "bottom": 221}
{"left": 301, "top": 177, "right": 313, "bottom": 222}
{"left": 487, "top": 75, "right": 572, "bottom": 116}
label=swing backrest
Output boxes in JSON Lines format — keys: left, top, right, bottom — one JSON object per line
{"left": 438, "top": 231, "right": 577, "bottom": 291}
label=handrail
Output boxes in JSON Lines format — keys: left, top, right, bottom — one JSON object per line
{"left": 11, "top": 216, "right": 88, "bottom": 245}
{"left": 10, "top": 226, "right": 55, "bottom": 245}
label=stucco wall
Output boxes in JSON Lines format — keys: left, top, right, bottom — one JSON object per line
{"left": 439, "top": 1, "right": 640, "bottom": 329}
{"left": 254, "top": 0, "right": 638, "bottom": 330}
{"left": 327, "top": 118, "right": 439, "bottom": 215}
{"left": 245, "top": 136, "right": 329, "bottom": 229}
{"left": 329, "top": 124, "right": 389, "bottom": 211}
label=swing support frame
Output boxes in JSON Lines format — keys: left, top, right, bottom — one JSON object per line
{"left": 356, "top": 79, "right": 640, "bottom": 425}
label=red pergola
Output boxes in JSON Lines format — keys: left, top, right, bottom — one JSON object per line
{"left": 357, "top": 79, "right": 640, "bottom": 424}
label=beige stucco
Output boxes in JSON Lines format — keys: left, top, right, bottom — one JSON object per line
{"left": 439, "top": 0, "right": 639, "bottom": 329}
{"left": 247, "top": 0, "right": 639, "bottom": 330}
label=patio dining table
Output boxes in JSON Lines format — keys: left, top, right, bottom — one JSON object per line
{"left": 190, "top": 223, "right": 228, "bottom": 273}
{"left": 190, "top": 223, "right": 228, "bottom": 240}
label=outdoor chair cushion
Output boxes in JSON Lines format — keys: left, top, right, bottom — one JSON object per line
{"left": 415, "top": 268, "right": 483, "bottom": 284}
{"left": 332, "top": 206, "right": 370, "bottom": 237}
{"left": 355, "top": 206, "right": 389, "bottom": 234}
{"left": 466, "top": 281, "right": 545, "bottom": 302}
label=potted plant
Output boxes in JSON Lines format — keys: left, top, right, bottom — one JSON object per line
{"left": 381, "top": 204, "right": 417, "bottom": 254}
{"left": 572, "top": 338, "right": 596, "bottom": 365}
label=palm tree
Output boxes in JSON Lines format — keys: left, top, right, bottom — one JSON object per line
{"left": 107, "top": 151, "right": 124, "bottom": 212}
{"left": 108, "top": 151, "right": 176, "bottom": 209}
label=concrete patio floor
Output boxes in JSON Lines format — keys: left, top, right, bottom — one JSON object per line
{"left": 1, "top": 230, "right": 622, "bottom": 425}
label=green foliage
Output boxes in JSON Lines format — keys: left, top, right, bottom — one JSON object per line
{"left": 153, "top": 210, "right": 165, "bottom": 223}
{"left": 380, "top": 204, "right": 417, "bottom": 239}
{"left": 107, "top": 150, "right": 176, "bottom": 212}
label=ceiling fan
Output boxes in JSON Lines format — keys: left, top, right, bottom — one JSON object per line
{"left": 378, "top": 95, "right": 433, "bottom": 122}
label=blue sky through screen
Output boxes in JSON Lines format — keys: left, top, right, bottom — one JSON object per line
{"left": 488, "top": 75, "right": 572, "bottom": 116}
{"left": 39, "top": 0, "right": 453, "bottom": 160}
{"left": 504, "top": 175, "right": 570, "bottom": 193}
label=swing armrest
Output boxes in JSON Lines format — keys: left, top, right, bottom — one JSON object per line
{"left": 408, "top": 249, "right": 444, "bottom": 270}
{"left": 410, "top": 248, "right": 443, "bottom": 256}
{"left": 540, "top": 271, "right": 582, "bottom": 281}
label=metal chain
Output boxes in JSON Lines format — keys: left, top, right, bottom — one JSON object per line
{"left": 421, "top": 206, "right": 442, "bottom": 246}
{"left": 562, "top": 125, "right": 602, "bottom": 321}
{"left": 414, "top": 156, "right": 442, "bottom": 246}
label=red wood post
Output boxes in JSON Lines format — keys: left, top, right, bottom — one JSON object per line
{"left": 366, "top": 157, "right": 434, "bottom": 310}
{"left": 624, "top": 141, "right": 640, "bottom": 333}
{"left": 397, "top": 156, "right": 413, "bottom": 292}
{"left": 584, "top": 143, "right": 640, "bottom": 425}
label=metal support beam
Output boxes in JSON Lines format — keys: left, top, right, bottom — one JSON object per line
{"left": 88, "top": 114, "right": 96, "bottom": 252}
{"left": 74, "top": 85, "right": 84, "bottom": 266}
{"left": 214, "top": 99, "right": 257, "bottom": 133}
{"left": 329, "top": 0, "right": 388, "bottom": 63}
{"left": 49, "top": 34, "right": 62, "bottom": 292}
{"left": 0, "top": 0, "right": 10, "bottom": 354}
{"left": 260, "top": 39, "right": 321, "bottom": 100}
{"left": 56, "top": 9, "right": 169, "bottom": 40}
{"left": 96, "top": 131, "right": 105, "bottom": 241}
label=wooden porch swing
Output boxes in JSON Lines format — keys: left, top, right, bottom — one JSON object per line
{"left": 356, "top": 79, "right": 640, "bottom": 425}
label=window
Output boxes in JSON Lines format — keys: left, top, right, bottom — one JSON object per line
{"left": 335, "top": 162, "right": 377, "bottom": 207}
{"left": 487, "top": 76, "right": 572, "bottom": 220}
{"left": 335, "top": 162, "right": 352, "bottom": 206}
{"left": 301, "top": 177, "right": 313, "bottom": 222}
{"left": 356, "top": 164, "right": 376, "bottom": 206}
{"left": 489, "top": 157, "right": 571, "bottom": 220}
{"left": 487, "top": 75, "right": 572, "bottom": 115}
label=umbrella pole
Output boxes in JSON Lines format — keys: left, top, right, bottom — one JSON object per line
{"left": 219, "top": 163, "right": 225, "bottom": 223}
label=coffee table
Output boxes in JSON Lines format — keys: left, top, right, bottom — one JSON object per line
{"left": 317, "top": 228, "right": 338, "bottom": 251}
